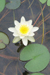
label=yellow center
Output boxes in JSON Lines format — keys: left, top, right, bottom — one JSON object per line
{"left": 19, "top": 25, "right": 29, "bottom": 34}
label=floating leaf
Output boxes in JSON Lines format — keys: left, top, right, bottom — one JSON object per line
{"left": 30, "top": 73, "right": 44, "bottom": 75}
{"left": 0, "top": 32, "right": 9, "bottom": 50}
{"left": 47, "top": 0, "right": 50, "bottom": 6}
{"left": 20, "top": 44, "right": 49, "bottom": 72}
{"left": 6, "top": 0, "right": 21, "bottom": 9}
{"left": 39, "top": 0, "right": 50, "bottom": 6}
{"left": 0, "top": 0, "right": 5, "bottom": 12}
{"left": 0, "top": 43, "right": 6, "bottom": 49}
{"left": 39, "top": 0, "right": 47, "bottom": 4}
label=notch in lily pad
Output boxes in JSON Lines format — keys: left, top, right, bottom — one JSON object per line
{"left": 20, "top": 44, "right": 50, "bottom": 72}
{"left": 0, "top": 32, "right": 9, "bottom": 50}
{"left": 39, "top": 0, "right": 50, "bottom": 6}
{"left": 6, "top": 0, "right": 21, "bottom": 9}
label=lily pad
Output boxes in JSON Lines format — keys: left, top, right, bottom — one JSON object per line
{"left": 6, "top": 0, "right": 21, "bottom": 9}
{"left": 0, "top": 0, "right": 5, "bottom": 12}
{"left": 30, "top": 73, "right": 44, "bottom": 75}
{"left": 0, "top": 32, "right": 9, "bottom": 50}
{"left": 20, "top": 44, "right": 49, "bottom": 72}
{"left": 39, "top": 0, "right": 50, "bottom": 6}
{"left": 47, "top": 0, "right": 50, "bottom": 6}
{"left": 39, "top": 0, "right": 47, "bottom": 4}
{"left": 0, "top": 43, "right": 6, "bottom": 49}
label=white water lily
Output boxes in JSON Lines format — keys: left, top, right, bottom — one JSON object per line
{"left": 8, "top": 16, "right": 39, "bottom": 46}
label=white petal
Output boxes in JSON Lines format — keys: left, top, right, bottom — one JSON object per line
{"left": 20, "top": 36, "right": 25, "bottom": 39}
{"left": 27, "top": 20, "right": 32, "bottom": 25}
{"left": 28, "top": 36, "right": 35, "bottom": 42}
{"left": 20, "top": 16, "right": 25, "bottom": 24}
{"left": 14, "top": 20, "right": 19, "bottom": 26}
{"left": 13, "top": 37, "right": 21, "bottom": 43}
{"left": 8, "top": 27, "right": 15, "bottom": 32}
{"left": 32, "top": 27, "right": 39, "bottom": 32}
{"left": 13, "top": 32, "right": 19, "bottom": 36}
{"left": 29, "top": 32, "right": 35, "bottom": 36}
{"left": 22, "top": 37, "right": 28, "bottom": 46}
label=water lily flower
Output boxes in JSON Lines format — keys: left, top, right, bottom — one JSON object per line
{"left": 8, "top": 16, "right": 39, "bottom": 46}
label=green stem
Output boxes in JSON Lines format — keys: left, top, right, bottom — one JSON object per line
{"left": 28, "top": 0, "right": 34, "bottom": 9}
{"left": 13, "top": 10, "right": 15, "bottom": 21}
{"left": 40, "top": 4, "right": 44, "bottom": 44}
{"left": 28, "top": 0, "right": 38, "bottom": 26}
{"left": 28, "top": 0, "right": 34, "bottom": 18}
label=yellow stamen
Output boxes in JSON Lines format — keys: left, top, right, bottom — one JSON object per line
{"left": 19, "top": 25, "right": 29, "bottom": 34}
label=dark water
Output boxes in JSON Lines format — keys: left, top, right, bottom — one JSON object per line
{"left": 0, "top": 0, "right": 50, "bottom": 75}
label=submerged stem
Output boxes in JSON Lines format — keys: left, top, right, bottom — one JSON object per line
{"left": 36, "top": 30, "right": 50, "bottom": 41}
{"left": 28, "top": 0, "right": 34, "bottom": 9}
{"left": 28, "top": 0, "right": 38, "bottom": 26}
{"left": 13, "top": 10, "right": 15, "bottom": 21}
{"left": 33, "top": 4, "right": 46, "bottom": 26}
{"left": 40, "top": 4, "right": 44, "bottom": 44}
{"left": 28, "top": 0, "right": 34, "bottom": 18}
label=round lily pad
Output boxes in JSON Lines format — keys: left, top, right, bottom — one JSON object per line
{"left": 39, "top": 0, "right": 47, "bottom": 4}
{"left": 0, "top": 32, "right": 9, "bottom": 50}
{"left": 0, "top": 0, "right": 5, "bottom": 12}
{"left": 20, "top": 44, "right": 50, "bottom": 72}
{"left": 47, "top": 0, "right": 50, "bottom": 6}
{"left": 6, "top": 0, "right": 21, "bottom": 9}
{"left": 39, "top": 0, "right": 50, "bottom": 6}
{"left": 30, "top": 73, "right": 44, "bottom": 75}
{"left": 0, "top": 43, "right": 6, "bottom": 49}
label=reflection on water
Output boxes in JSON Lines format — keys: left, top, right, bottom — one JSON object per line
{"left": 0, "top": 0, "right": 50, "bottom": 75}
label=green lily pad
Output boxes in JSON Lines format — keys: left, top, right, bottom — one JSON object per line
{"left": 0, "top": 0, "right": 5, "bottom": 12}
{"left": 39, "top": 0, "right": 50, "bottom": 6}
{"left": 30, "top": 73, "right": 44, "bottom": 75}
{"left": 20, "top": 44, "right": 49, "bottom": 72}
{"left": 0, "top": 32, "right": 9, "bottom": 50}
{"left": 0, "top": 43, "right": 6, "bottom": 49}
{"left": 47, "top": 0, "right": 50, "bottom": 6}
{"left": 6, "top": 0, "right": 21, "bottom": 9}
{"left": 39, "top": 0, "right": 47, "bottom": 4}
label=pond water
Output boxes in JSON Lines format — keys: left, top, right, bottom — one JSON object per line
{"left": 0, "top": 0, "right": 50, "bottom": 75}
